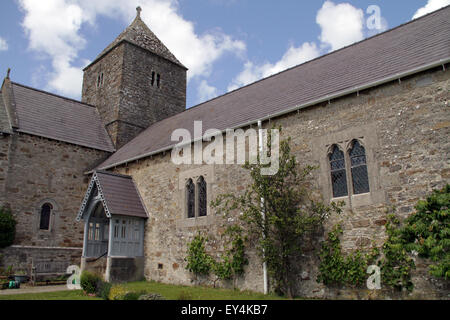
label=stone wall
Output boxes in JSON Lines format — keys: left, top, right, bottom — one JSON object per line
{"left": 82, "top": 44, "right": 124, "bottom": 138}
{"left": 112, "top": 66, "right": 449, "bottom": 299}
{"left": 0, "top": 133, "right": 109, "bottom": 251}
{"left": 0, "top": 245, "right": 82, "bottom": 275}
{"left": 82, "top": 41, "right": 187, "bottom": 148}
{"left": 0, "top": 133, "right": 10, "bottom": 205}
{"left": 121, "top": 42, "right": 186, "bottom": 132}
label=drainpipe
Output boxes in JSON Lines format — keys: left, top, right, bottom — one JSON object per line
{"left": 258, "top": 120, "right": 268, "bottom": 295}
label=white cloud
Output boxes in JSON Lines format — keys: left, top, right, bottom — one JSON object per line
{"left": 412, "top": 0, "right": 450, "bottom": 19}
{"left": 227, "top": 1, "right": 389, "bottom": 92}
{"left": 0, "top": 37, "right": 8, "bottom": 51}
{"left": 316, "top": 1, "right": 365, "bottom": 51}
{"left": 228, "top": 42, "right": 320, "bottom": 91}
{"left": 197, "top": 80, "right": 219, "bottom": 103}
{"left": 18, "top": 0, "right": 246, "bottom": 98}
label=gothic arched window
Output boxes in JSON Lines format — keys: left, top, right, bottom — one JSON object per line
{"left": 197, "top": 176, "right": 207, "bottom": 217}
{"left": 39, "top": 203, "right": 52, "bottom": 230}
{"left": 186, "top": 179, "right": 195, "bottom": 218}
{"left": 329, "top": 145, "right": 348, "bottom": 198}
{"left": 349, "top": 140, "right": 370, "bottom": 194}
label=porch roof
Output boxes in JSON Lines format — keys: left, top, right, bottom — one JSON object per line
{"left": 77, "top": 171, "right": 149, "bottom": 221}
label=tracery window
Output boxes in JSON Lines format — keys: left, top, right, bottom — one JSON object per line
{"left": 186, "top": 179, "right": 195, "bottom": 218}
{"left": 349, "top": 140, "right": 370, "bottom": 195}
{"left": 329, "top": 145, "right": 348, "bottom": 198}
{"left": 197, "top": 176, "right": 207, "bottom": 217}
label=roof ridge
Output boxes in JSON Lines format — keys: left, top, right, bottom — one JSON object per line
{"left": 11, "top": 82, "right": 97, "bottom": 109}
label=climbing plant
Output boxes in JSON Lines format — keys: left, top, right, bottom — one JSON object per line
{"left": 185, "top": 234, "right": 213, "bottom": 277}
{"left": 317, "top": 224, "right": 379, "bottom": 288}
{"left": 398, "top": 184, "right": 449, "bottom": 280}
{"left": 318, "top": 185, "right": 449, "bottom": 292}
{"left": 185, "top": 227, "right": 248, "bottom": 286}
{"left": 377, "top": 213, "right": 415, "bottom": 292}
{"left": 212, "top": 129, "right": 343, "bottom": 298}
{"left": 0, "top": 206, "right": 16, "bottom": 248}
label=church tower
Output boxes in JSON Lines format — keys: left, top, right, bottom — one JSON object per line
{"left": 82, "top": 7, "right": 187, "bottom": 148}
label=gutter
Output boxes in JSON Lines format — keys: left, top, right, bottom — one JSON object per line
{"left": 93, "top": 57, "right": 450, "bottom": 173}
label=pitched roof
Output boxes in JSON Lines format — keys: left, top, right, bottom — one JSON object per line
{"left": 97, "top": 6, "right": 450, "bottom": 170}
{"left": 8, "top": 82, "right": 115, "bottom": 152}
{"left": 77, "top": 171, "right": 148, "bottom": 220}
{"left": 87, "top": 10, "right": 185, "bottom": 70}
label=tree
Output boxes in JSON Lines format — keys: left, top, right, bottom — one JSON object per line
{"left": 0, "top": 206, "right": 16, "bottom": 248}
{"left": 213, "top": 131, "right": 343, "bottom": 298}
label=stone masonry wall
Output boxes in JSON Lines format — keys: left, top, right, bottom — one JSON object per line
{"left": 82, "top": 41, "right": 187, "bottom": 149}
{"left": 82, "top": 45, "right": 124, "bottom": 145}
{"left": 1, "top": 133, "right": 109, "bottom": 251}
{"left": 0, "top": 134, "right": 10, "bottom": 205}
{"left": 121, "top": 42, "right": 186, "bottom": 132}
{"left": 0, "top": 246, "right": 82, "bottom": 275}
{"left": 113, "top": 66, "right": 449, "bottom": 299}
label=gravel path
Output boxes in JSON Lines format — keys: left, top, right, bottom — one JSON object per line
{"left": 0, "top": 285, "right": 69, "bottom": 295}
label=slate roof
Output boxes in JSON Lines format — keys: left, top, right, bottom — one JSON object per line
{"left": 6, "top": 82, "right": 115, "bottom": 152}
{"left": 97, "top": 6, "right": 450, "bottom": 170}
{"left": 86, "top": 10, "right": 185, "bottom": 70}
{"left": 77, "top": 171, "right": 148, "bottom": 220}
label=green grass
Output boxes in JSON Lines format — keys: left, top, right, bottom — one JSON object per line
{"left": 0, "top": 289, "right": 101, "bottom": 300}
{"left": 122, "top": 281, "right": 286, "bottom": 300}
{"left": 0, "top": 281, "right": 286, "bottom": 300}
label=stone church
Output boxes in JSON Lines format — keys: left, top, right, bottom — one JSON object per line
{"left": 0, "top": 6, "right": 449, "bottom": 298}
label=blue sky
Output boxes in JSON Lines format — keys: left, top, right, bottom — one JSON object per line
{"left": 0, "top": 0, "right": 448, "bottom": 108}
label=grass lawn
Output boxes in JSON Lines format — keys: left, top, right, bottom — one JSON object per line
{"left": 0, "top": 281, "right": 287, "bottom": 300}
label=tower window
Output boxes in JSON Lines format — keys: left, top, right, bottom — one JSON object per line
{"left": 151, "top": 71, "right": 155, "bottom": 86}
{"left": 97, "top": 72, "right": 104, "bottom": 88}
{"left": 156, "top": 74, "right": 161, "bottom": 88}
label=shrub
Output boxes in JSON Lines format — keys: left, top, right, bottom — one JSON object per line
{"left": 96, "top": 280, "right": 112, "bottom": 300}
{"left": 108, "top": 285, "right": 129, "bottom": 300}
{"left": 122, "top": 290, "right": 148, "bottom": 300}
{"left": 80, "top": 271, "right": 102, "bottom": 294}
{"left": 0, "top": 207, "right": 16, "bottom": 248}
{"left": 138, "top": 293, "right": 166, "bottom": 300}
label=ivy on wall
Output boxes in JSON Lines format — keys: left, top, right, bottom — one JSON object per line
{"left": 185, "top": 226, "right": 248, "bottom": 287}
{"left": 0, "top": 206, "right": 16, "bottom": 249}
{"left": 318, "top": 185, "right": 449, "bottom": 292}
{"left": 317, "top": 224, "right": 379, "bottom": 288}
